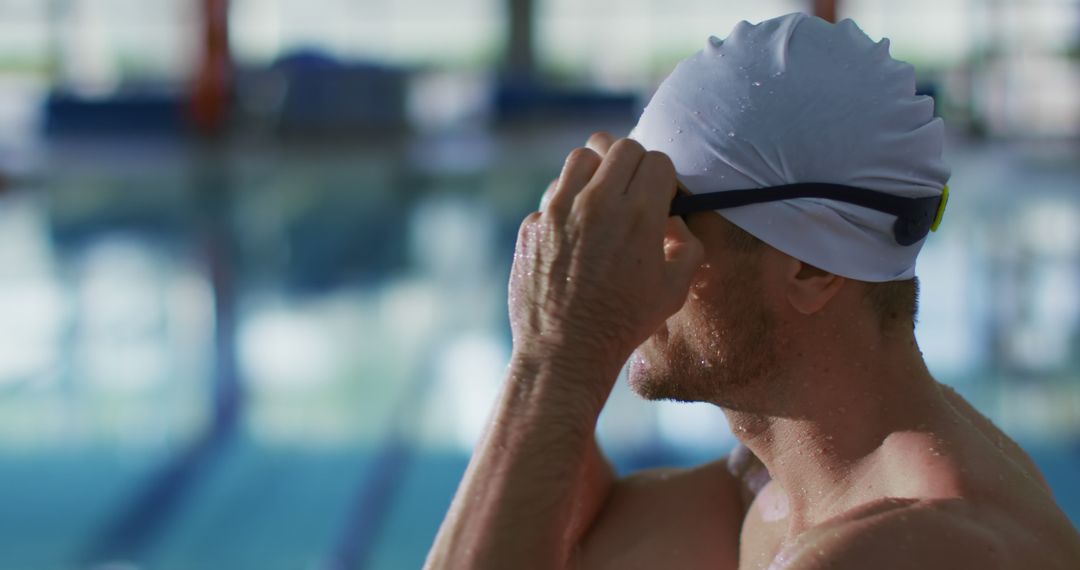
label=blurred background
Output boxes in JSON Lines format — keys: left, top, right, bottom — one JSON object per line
{"left": 0, "top": 0, "right": 1078, "bottom": 568}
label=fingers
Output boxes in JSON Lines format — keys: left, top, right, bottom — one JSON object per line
{"left": 586, "top": 131, "right": 617, "bottom": 157}
{"left": 539, "top": 178, "right": 558, "bottom": 212}
{"left": 541, "top": 132, "right": 616, "bottom": 213}
{"left": 545, "top": 147, "right": 603, "bottom": 220}
{"left": 547, "top": 138, "right": 676, "bottom": 244}
{"left": 624, "top": 150, "right": 678, "bottom": 233}
{"left": 519, "top": 210, "right": 542, "bottom": 233}
{"left": 575, "top": 138, "right": 646, "bottom": 209}
{"left": 515, "top": 210, "right": 543, "bottom": 247}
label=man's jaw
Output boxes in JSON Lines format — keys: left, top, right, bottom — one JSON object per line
{"left": 628, "top": 331, "right": 720, "bottom": 404}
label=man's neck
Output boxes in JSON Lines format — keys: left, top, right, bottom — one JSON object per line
{"left": 717, "top": 325, "right": 948, "bottom": 530}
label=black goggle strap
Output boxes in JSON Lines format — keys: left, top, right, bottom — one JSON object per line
{"left": 669, "top": 182, "right": 948, "bottom": 246}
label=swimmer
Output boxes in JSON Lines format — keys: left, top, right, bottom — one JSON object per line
{"left": 425, "top": 13, "right": 1080, "bottom": 569}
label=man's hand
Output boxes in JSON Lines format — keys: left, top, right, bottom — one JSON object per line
{"left": 509, "top": 135, "right": 704, "bottom": 382}
{"left": 426, "top": 134, "right": 704, "bottom": 570}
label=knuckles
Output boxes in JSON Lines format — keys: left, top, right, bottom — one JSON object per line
{"left": 608, "top": 137, "right": 645, "bottom": 158}
{"left": 586, "top": 131, "right": 615, "bottom": 153}
{"left": 519, "top": 211, "right": 542, "bottom": 230}
{"left": 563, "top": 147, "right": 602, "bottom": 172}
{"left": 516, "top": 212, "right": 543, "bottom": 242}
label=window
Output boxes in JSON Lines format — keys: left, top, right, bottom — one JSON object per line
{"left": 230, "top": 0, "right": 503, "bottom": 68}
{"left": 536, "top": 0, "right": 805, "bottom": 89}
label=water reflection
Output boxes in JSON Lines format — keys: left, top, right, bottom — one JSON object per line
{"left": 0, "top": 191, "right": 64, "bottom": 391}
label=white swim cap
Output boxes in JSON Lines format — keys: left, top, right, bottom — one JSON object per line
{"left": 631, "top": 13, "right": 951, "bottom": 282}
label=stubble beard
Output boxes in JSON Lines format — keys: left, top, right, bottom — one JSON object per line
{"left": 628, "top": 287, "right": 778, "bottom": 408}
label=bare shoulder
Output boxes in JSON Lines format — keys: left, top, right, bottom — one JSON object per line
{"left": 935, "top": 381, "right": 1050, "bottom": 490}
{"left": 779, "top": 499, "right": 1080, "bottom": 570}
{"left": 575, "top": 458, "right": 743, "bottom": 570}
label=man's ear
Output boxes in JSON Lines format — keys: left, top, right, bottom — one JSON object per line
{"left": 785, "top": 258, "right": 845, "bottom": 315}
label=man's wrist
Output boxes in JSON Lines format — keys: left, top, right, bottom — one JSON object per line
{"left": 511, "top": 334, "right": 626, "bottom": 376}
{"left": 506, "top": 345, "right": 623, "bottom": 419}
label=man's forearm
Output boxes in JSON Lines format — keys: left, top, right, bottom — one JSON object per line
{"left": 425, "top": 353, "right": 618, "bottom": 569}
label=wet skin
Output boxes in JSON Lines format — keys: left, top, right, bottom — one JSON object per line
{"left": 578, "top": 384, "right": 1078, "bottom": 570}
{"left": 424, "top": 133, "right": 1080, "bottom": 569}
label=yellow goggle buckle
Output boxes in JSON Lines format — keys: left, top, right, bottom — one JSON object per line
{"left": 930, "top": 184, "right": 949, "bottom": 232}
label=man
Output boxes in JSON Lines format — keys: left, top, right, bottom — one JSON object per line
{"left": 425, "top": 13, "right": 1080, "bottom": 569}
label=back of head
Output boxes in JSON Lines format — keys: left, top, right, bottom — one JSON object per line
{"left": 631, "top": 13, "right": 950, "bottom": 283}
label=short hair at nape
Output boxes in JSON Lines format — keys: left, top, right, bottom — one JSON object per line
{"left": 865, "top": 277, "right": 920, "bottom": 330}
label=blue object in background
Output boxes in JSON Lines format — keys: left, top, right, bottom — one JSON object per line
{"left": 272, "top": 52, "right": 410, "bottom": 137}
{"left": 494, "top": 77, "right": 639, "bottom": 123}
{"left": 44, "top": 91, "right": 188, "bottom": 137}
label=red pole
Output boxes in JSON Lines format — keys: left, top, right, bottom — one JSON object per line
{"left": 190, "top": 0, "right": 231, "bottom": 135}
{"left": 812, "top": 0, "right": 839, "bottom": 23}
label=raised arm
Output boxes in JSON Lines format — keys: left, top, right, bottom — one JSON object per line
{"left": 424, "top": 138, "right": 704, "bottom": 569}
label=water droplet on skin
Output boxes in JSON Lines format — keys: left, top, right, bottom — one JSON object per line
{"left": 728, "top": 132, "right": 736, "bottom": 137}
{"left": 676, "top": 129, "right": 683, "bottom": 134}
{"left": 667, "top": 137, "right": 674, "bottom": 142}
{"left": 752, "top": 81, "right": 762, "bottom": 87}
